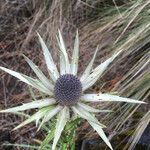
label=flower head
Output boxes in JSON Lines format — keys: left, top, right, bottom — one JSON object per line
{"left": 0, "top": 30, "right": 145, "bottom": 150}
{"left": 54, "top": 74, "right": 82, "bottom": 106}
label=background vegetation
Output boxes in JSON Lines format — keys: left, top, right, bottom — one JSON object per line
{"left": 0, "top": 0, "right": 149, "bottom": 149}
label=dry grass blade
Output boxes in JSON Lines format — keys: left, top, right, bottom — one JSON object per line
{"left": 126, "top": 110, "right": 150, "bottom": 150}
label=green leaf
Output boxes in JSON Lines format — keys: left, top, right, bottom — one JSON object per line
{"left": 39, "top": 129, "right": 55, "bottom": 150}
{"left": 65, "top": 118, "right": 80, "bottom": 131}
{"left": 52, "top": 107, "right": 69, "bottom": 150}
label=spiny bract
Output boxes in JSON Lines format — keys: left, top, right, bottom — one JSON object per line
{"left": 54, "top": 74, "right": 82, "bottom": 106}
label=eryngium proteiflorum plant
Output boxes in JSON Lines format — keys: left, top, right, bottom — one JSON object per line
{"left": 0, "top": 30, "right": 145, "bottom": 150}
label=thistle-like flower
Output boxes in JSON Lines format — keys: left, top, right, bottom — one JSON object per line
{"left": 0, "top": 30, "right": 145, "bottom": 150}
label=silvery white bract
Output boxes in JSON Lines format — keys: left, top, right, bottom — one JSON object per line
{"left": 0, "top": 30, "right": 145, "bottom": 150}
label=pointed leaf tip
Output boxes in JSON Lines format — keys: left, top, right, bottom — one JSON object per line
{"left": 37, "top": 32, "right": 59, "bottom": 82}
{"left": 89, "top": 121, "right": 113, "bottom": 150}
{"left": 70, "top": 30, "right": 80, "bottom": 75}
{"left": 80, "top": 45, "right": 99, "bottom": 82}
{"left": 57, "top": 30, "right": 70, "bottom": 75}
{"left": 82, "top": 93, "right": 146, "bottom": 104}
